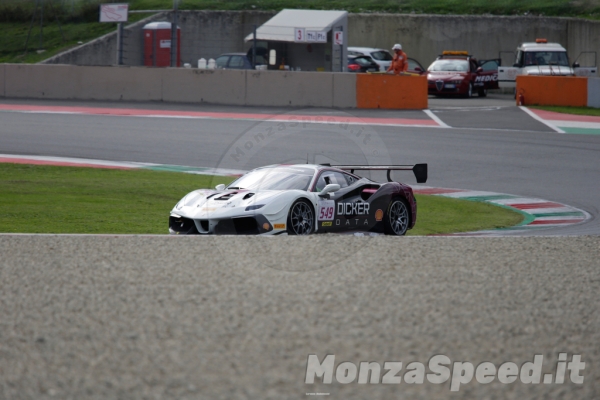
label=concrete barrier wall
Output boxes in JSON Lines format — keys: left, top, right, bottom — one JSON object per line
{"left": 78, "top": 67, "right": 163, "bottom": 101}
{"left": 349, "top": 15, "right": 580, "bottom": 67}
{"left": 5, "top": 64, "right": 425, "bottom": 108}
{"left": 567, "top": 19, "right": 600, "bottom": 68}
{"left": 4, "top": 65, "right": 164, "bottom": 101}
{"left": 2, "top": 64, "right": 369, "bottom": 108}
{"left": 162, "top": 69, "right": 246, "bottom": 105}
{"left": 246, "top": 70, "right": 335, "bottom": 107}
{"left": 0, "top": 64, "right": 5, "bottom": 98}
{"left": 333, "top": 73, "right": 357, "bottom": 108}
{"left": 43, "top": 13, "right": 169, "bottom": 66}
{"left": 588, "top": 78, "right": 600, "bottom": 108}
{"left": 43, "top": 11, "right": 273, "bottom": 67}
{"left": 42, "top": 12, "right": 600, "bottom": 72}
{"left": 516, "top": 76, "right": 588, "bottom": 107}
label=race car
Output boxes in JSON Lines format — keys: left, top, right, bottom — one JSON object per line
{"left": 169, "top": 163, "right": 427, "bottom": 236}
{"left": 427, "top": 51, "right": 499, "bottom": 97}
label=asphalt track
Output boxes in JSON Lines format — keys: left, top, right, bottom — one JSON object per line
{"left": 0, "top": 95, "right": 599, "bottom": 399}
{"left": 1, "top": 95, "right": 598, "bottom": 235}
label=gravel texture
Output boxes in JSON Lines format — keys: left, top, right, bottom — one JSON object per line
{"left": 0, "top": 235, "right": 598, "bottom": 399}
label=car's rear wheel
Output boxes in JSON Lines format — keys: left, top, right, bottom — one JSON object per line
{"left": 287, "top": 199, "right": 314, "bottom": 235}
{"left": 384, "top": 198, "right": 410, "bottom": 236}
{"left": 478, "top": 87, "right": 488, "bottom": 97}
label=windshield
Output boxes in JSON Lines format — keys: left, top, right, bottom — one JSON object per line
{"left": 227, "top": 167, "right": 314, "bottom": 191}
{"left": 523, "top": 51, "right": 569, "bottom": 67}
{"left": 370, "top": 50, "right": 392, "bottom": 61}
{"left": 428, "top": 59, "right": 469, "bottom": 72}
{"left": 351, "top": 56, "right": 375, "bottom": 66}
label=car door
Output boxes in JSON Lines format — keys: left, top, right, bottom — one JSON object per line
{"left": 313, "top": 171, "right": 374, "bottom": 233}
{"left": 573, "top": 51, "right": 598, "bottom": 77}
{"left": 227, "top": 55, "right": 247, "bottom": 69}
{"left": 476, "top": 59, "right": 500, "bottom": 89}
{"left": 407, "top": 58, "right": 425, "bottom": 74}
{"left": 369, "top": 50, "right": 393, "bottom": 72}
{"left": 215, "top": 55, "right": 230, "bottom": 69}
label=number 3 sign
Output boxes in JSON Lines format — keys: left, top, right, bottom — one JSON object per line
{"left": 294, "top": 28, "right": 306, "bottom": 42}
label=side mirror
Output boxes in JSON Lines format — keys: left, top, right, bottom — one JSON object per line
{"left": 319, "top": 184, "right": 340, "bottom": 197}
{"left": 513, "top": 63, "right": 520, "bottom": 67}
{"left": 215, "top": 184, "right": 226, "bottom": 191}
{"left": 414, "top": 67, "right": 423, "bottom": 72}
{"left": 573, "top": 62, "right": 580, "bottom": 68}
{"left": 476, "top": 67, "right": 483, "bottom": 73}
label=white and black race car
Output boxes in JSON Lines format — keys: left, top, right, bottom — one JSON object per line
{"left": 169, "top": 163, "right": 427, "bottom": 236}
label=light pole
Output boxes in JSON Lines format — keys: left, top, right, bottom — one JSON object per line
{"left": 171, "top": 0, "right": 178, "bottom": 67}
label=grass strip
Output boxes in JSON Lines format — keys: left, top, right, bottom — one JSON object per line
{"left": 409, "top": 194, "right": 523, "bottom": 235}
{"left": 3, "top": 0, "right": 600, "bottom": 18}
{"left": 0, "top": 163, "right": 523, "bottom": 235}
{"left": 0, "top": 14, "right": 154, "bottom": 64}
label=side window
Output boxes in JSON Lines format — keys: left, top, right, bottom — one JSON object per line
{"left": 470, "top": 60, "right": 478, "bottom": 72}
{"left": 515, "top": 51, "right": 523, "bottom": 67}
{"left": 480, "top": 60, "right": 498, "bottom": 72}
{"left": 371, "top": 51, "right": 392, "bottom": 61}
{"left": 215, "top": 56, "right": 229, "bottom": 68}
{"left": 229, "top": 56, "right": 245, "bottom": 68}
{"left": 344, "top": 173, "right": 358, "bottom": 186}
{"left": 313, "top": 171, "right": 350, "bottom": 192}
{"left": 408, "top": 58, "right": 423, "bottom": 71}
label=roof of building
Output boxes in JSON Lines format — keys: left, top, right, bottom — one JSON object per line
{"left": 244, "top": 9, "right": 347, "bottom": 42}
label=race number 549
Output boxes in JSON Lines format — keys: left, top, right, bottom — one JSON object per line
{"left": 318, "top": 200, "right": 335, "bottom": 221}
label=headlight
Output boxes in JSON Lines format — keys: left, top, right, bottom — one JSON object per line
{"left": 245, "top": 204, "right": 265, "bottom": 211}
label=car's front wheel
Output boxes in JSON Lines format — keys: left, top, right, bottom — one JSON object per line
{"left": 384, "top": 198, "right": 410, "bottom": 236}
{"left": 465, "top": 83, "right": 473, "bottom": 98}
{"left": 287, "top": 199, "right": 314, "bottom": 235}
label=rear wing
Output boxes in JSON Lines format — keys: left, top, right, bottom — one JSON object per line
{"left": 331, "top": 164, "right": 428, "bottom": 184}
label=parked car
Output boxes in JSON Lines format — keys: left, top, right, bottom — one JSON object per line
{"left": 348, "top": 46, "right": 426, "bottom": 74}
{"left": 348, "top": 47, "right": 394, "bottom": 71}
{"left": 498, "top": 38, "right": 598, "bottom": 88}
{"left": 427, "top": 51, "right": 499, "bottom": 97}
{"left": 215, "top": 50, "right": 267, "bottom": 70}
{"left": 348, "top": 55, "right": 380, "bottom": 73}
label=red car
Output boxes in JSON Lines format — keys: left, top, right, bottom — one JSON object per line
{"left": 427, "top": 51, "right": 499, "bottom": 97}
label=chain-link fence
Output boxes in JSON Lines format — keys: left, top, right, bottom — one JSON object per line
{"left": 44, "top": 10, "right": 281, "bottom": 67}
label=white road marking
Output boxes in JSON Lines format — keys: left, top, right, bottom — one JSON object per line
{"left": 519, "top": 106, "right": 566, "bottom": 133}
{"left": 423, "top": 109, "right": 450, "bottom": 128}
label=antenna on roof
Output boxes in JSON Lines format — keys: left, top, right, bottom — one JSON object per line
{"left": 306, "top": 153, "right": 309, "bottom": 164}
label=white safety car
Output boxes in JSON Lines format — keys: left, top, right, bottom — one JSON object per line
{"left": 498, "top": 38, "right": 597, "bottom": 88}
